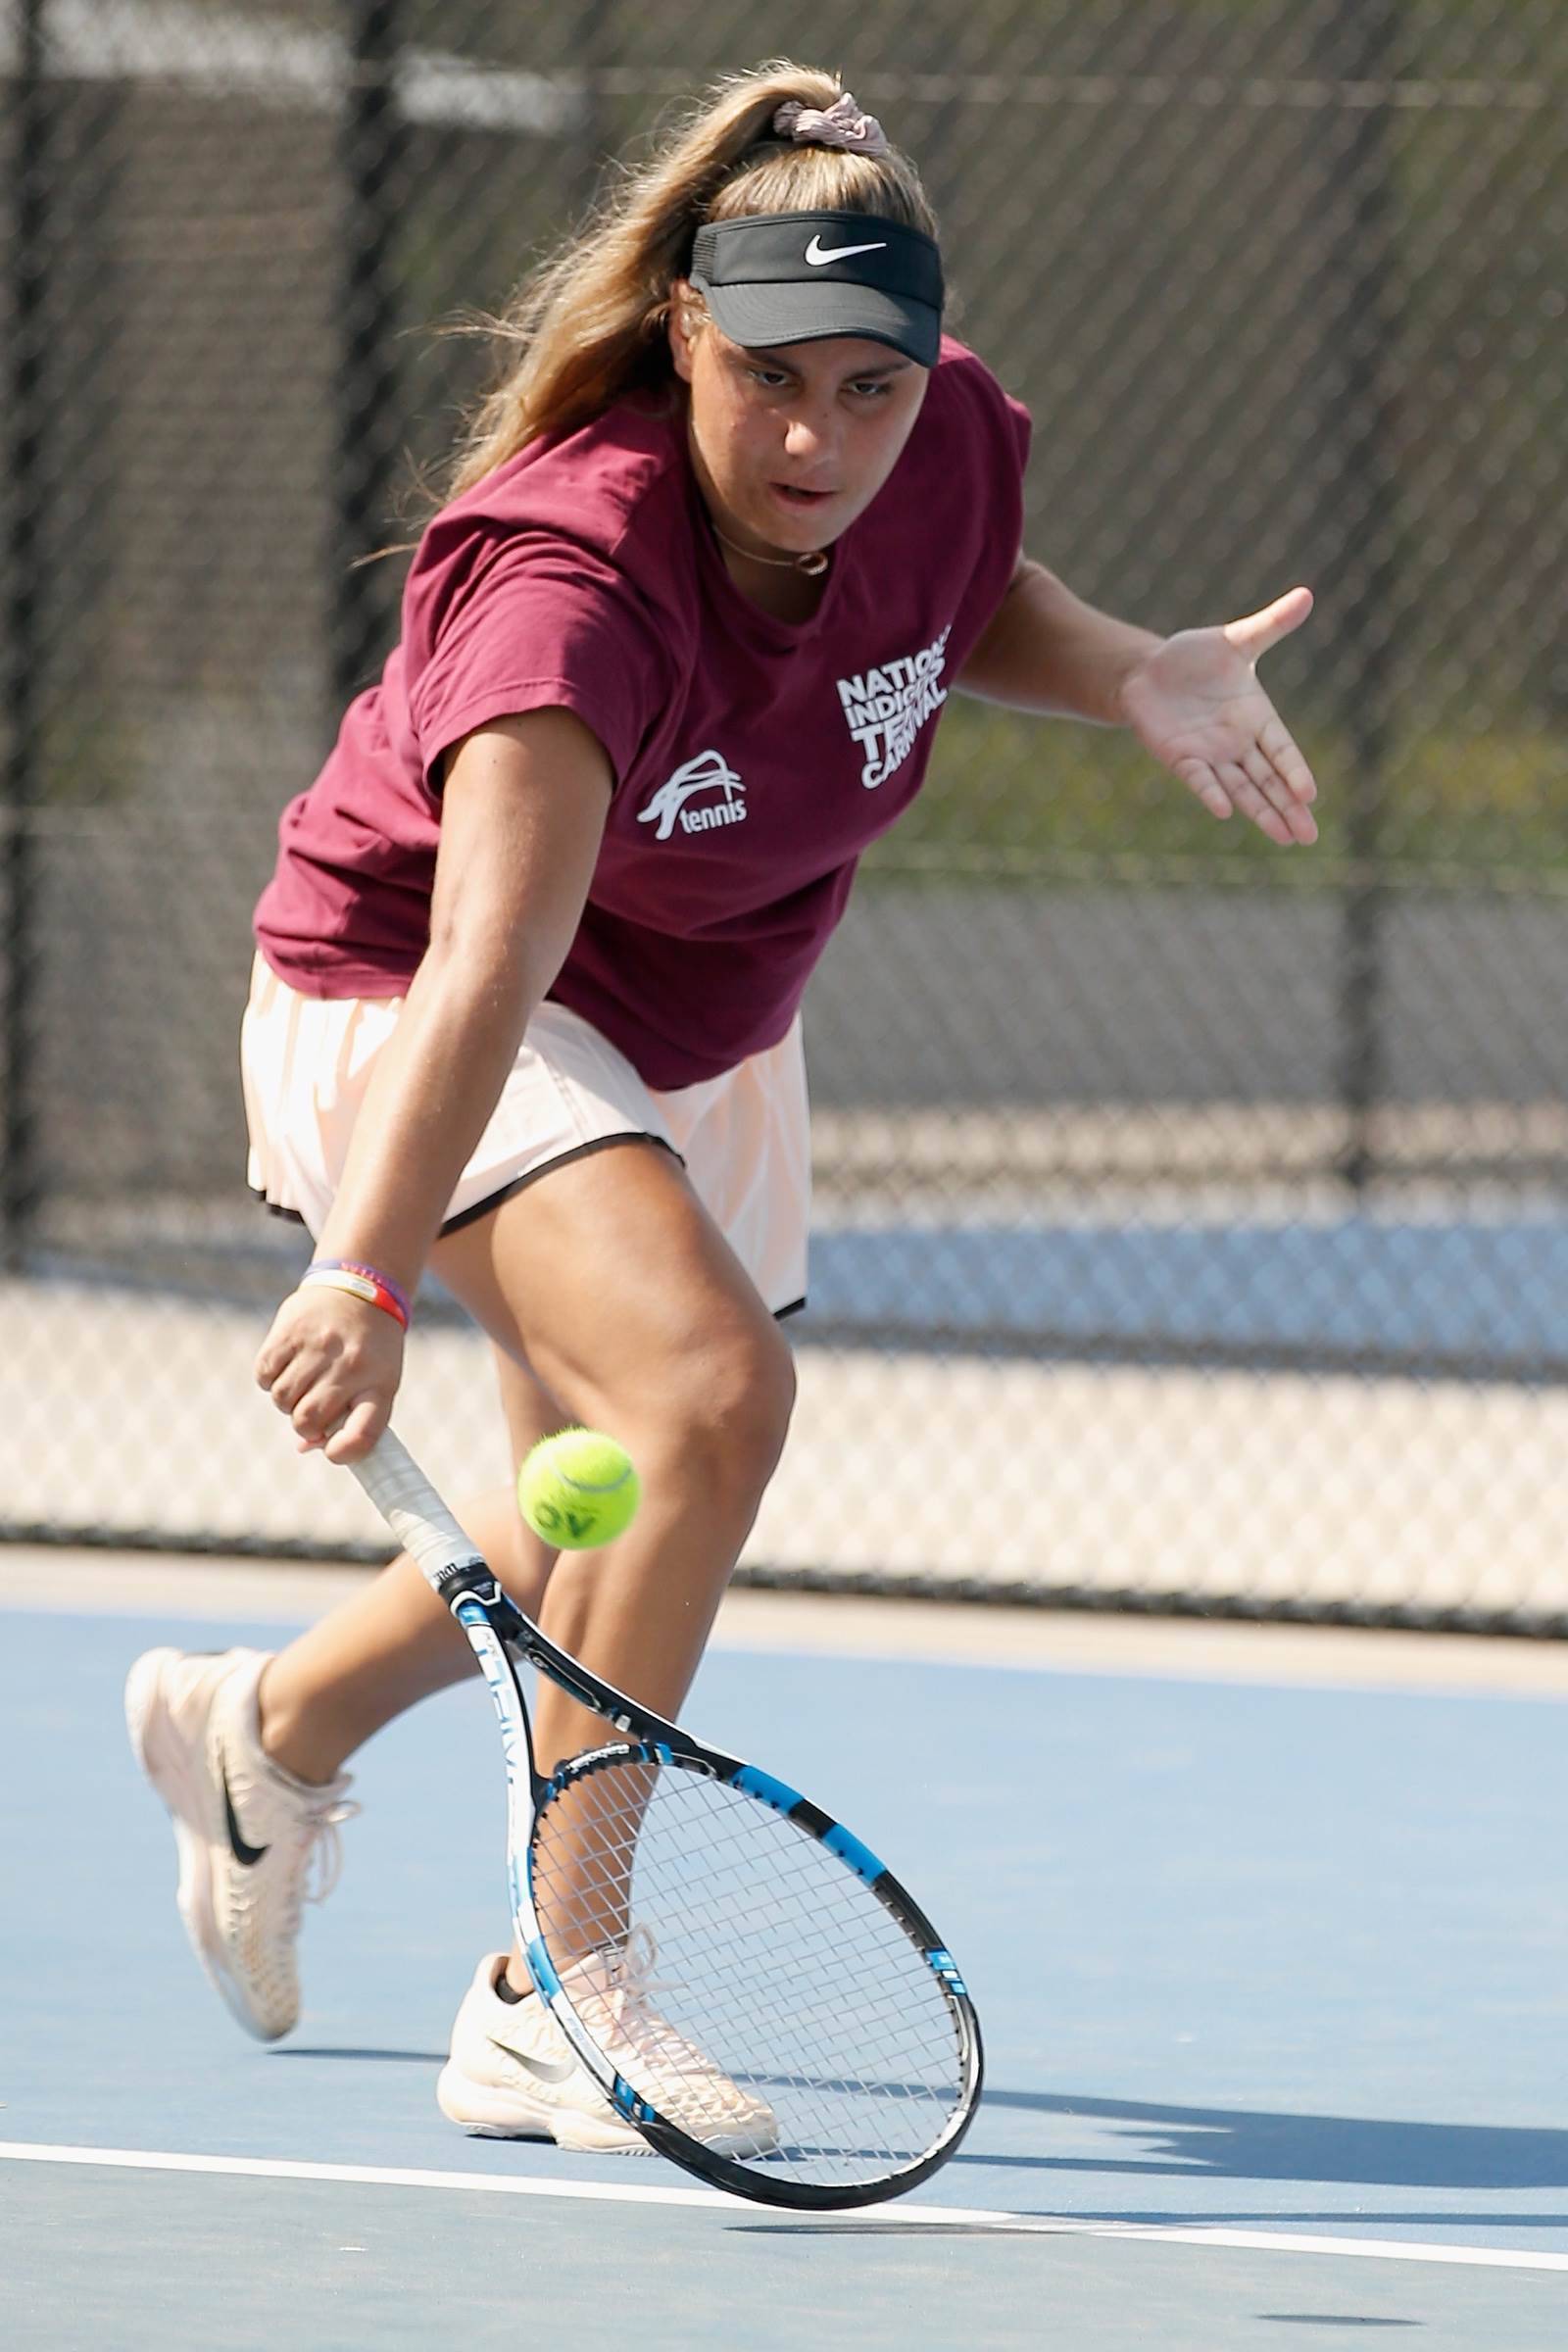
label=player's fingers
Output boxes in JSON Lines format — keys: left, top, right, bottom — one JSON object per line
{"left": 287, "top": 1370, "right": 366, "bottom": 1448}
{"left": 1240, "top": 746, "right": 1317, "bottom": 846}
{"left": 255, "top": 1313, "right": 331, "bottom": 1396}
{"left": 1259, "top": 716, "right": 1317, "bottom": 804}
{"left": 1212, "top": 758, "right": 1291, "bottom": 843}
{"left": 261, "top": 1356, "right": 320, "bottom": 1415}
{"left": 322, "top": 1394, "right": 391, "bottom": 1467}
{"left": 1222, "top": 585, "right": 1313, "bottom": 662}
{"left": 1173, "top": 758, "right": 1234, "bottom": 821}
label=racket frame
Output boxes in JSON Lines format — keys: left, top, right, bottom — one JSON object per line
{"left": 353, "top": 1429, "right": 983, "bottom": 2210}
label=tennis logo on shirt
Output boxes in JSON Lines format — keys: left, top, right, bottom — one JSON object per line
{"left": 637, "top": 749, "right": 748, "bottom": 841}
{"left": 835, "top": 626, "right": 952, "bottom": 790}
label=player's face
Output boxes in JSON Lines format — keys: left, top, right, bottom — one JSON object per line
{"left": 669, "top": 294, "right": 929, "bottom": 564}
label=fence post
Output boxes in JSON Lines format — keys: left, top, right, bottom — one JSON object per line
{"left": 1, "top": 0, "right": 47, "bottom": 1272}
{"left": 568, "top": 0, "right": 617, "bottom": 209}
{"left": 1323, "top": 0, "right": 1403, "bottom": 1193}
{"left": 331, "top": 0, "right": 406, "bottom": 718}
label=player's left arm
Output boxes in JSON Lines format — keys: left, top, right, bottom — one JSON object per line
{"left": 953, "top": 558, "right": 1319, "bottom": 848}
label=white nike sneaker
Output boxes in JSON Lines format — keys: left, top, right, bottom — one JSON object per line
{"left": 124, "top": 1646, "right": 358, "bottom": 2041}
{"left": 572, "top": 1927, "right": 779, "bottom": 2157}
{"left": 437, "top": 1935, "right": 778, "bottom": 2158}
{"left": 438, "top": 1952, "right": 649, "bottom": 2150}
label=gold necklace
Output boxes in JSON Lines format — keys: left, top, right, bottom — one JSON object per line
{"left": 710, "top": 519, "right": 831, "bottom": 578}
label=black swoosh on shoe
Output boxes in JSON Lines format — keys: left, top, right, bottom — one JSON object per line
{"left": 220, "top": 1755, "right": 270, "bottom": 1866}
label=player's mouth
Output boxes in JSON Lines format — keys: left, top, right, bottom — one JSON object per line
{"left": 768, "top": 481, "right": 836, "bottom": 511}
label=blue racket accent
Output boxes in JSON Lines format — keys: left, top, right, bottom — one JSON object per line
{"left": 525, "top": 1937, "right": 562, "bottom": 1998}
{"left": 926, "top": 1948, "right": 968, "bottom": 1995}
{"left": 823, "top": 1821, "right": 886, "bottom": 1885}
{"left": 733, "top": 1763, "right": 805, "bottom": 1814}
{"left": 612, "top": 2075, "right": 659, "bottom": 2125}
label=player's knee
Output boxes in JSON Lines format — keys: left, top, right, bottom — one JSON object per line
{"left": 663, "top": 1316, "right": 796, "bottom": 1497}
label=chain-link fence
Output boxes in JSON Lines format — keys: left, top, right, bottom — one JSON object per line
{"left": 2, "top": 2, "right": 1566, "bottom": 1628}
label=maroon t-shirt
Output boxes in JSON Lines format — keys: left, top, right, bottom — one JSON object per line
{"left": 255, "top": 336, "right": 1030, "bottom": 1089}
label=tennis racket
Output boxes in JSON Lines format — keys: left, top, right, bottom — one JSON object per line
{"left": 351, "top": 1428, "right": 982, "bottom": 2210}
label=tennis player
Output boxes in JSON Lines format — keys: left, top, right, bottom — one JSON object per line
{"left": 126, "top": 64, "right": 1317, "bottom": 2152}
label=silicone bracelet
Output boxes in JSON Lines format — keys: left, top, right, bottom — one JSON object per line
{"left": 301, "top": 1260, "right": 411, "bottom": 1330}
{"left": 311, "top": 1256, "right": 413, "bottom": 1321}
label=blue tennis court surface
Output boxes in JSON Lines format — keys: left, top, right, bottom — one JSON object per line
{"left": 3, "top": 1592, "right": 1566, "bottom": 2347}
{"left": 808, "top": 1215, "right": 1568, "bottom": 1366}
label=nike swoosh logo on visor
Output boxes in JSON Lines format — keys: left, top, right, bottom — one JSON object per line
{"left": 488, "top": 2036, "right": 576, "bottom": 2085}
{"left": 804, "top": 234, "right": 889, "bottom": 267}
{"left": 220, "top": 1757, "right": 269, "bottom": 1867}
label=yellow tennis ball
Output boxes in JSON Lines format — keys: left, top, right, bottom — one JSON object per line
{"left": 516, "top": 1427, "right": 641, "bottom": 1550}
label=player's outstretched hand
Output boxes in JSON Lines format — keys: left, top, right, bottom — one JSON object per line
{"left": 1119, "top": 585, "right": 1318, "bottom": 846}
{"left": 254, "top": 1287, "right": 405, "bottom": 1463}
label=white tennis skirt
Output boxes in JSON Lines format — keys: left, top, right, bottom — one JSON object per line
{"left": 240, "top": 955, "right": 810, "bottom": 1317}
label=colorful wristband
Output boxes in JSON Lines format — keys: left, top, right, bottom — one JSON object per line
{"left": 301, "top": 1258, "right": 412, "bottom": 1330}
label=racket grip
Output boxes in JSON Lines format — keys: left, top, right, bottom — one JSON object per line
{"left": 350, "top": 1429, "right": 486, "bottom": 1586}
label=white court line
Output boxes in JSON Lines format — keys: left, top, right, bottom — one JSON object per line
{"left": 3, "top": 2142, "right": 1566, "bottom": 2273}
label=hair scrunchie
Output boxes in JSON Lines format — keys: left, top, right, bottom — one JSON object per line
{"left": 772, "top": 93, "right": 891, "bottom": 159}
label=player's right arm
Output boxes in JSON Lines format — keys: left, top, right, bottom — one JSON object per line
{"left": 254, "top": 706, "right": 613, "bottom": 1462}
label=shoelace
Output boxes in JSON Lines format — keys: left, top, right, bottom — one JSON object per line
{"left": 300, "top": 1788, "right": 361, "bottom": 1904}
{"left": 564, "top": 1931, "right": 770, "bottom": 2135}
{"left": 589, "top": 1929, "right": 755, "bottom": 2101}
{"left": 568, "top": 1926, "right": 679, "bottom": 2048}
{"left": 601, "top": 1925, "right": 682, "bottom": 2043}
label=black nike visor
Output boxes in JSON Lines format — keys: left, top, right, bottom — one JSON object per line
{"left": 687, "top": 212, "right": 945, "bottom": 369}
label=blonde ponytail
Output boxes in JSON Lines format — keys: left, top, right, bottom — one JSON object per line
{"left": 442, "top": 62, "right": 938, "bottom": 498}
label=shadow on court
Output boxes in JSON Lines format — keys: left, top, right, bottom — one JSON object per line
{"left": 956, "top": 2090, "right": 1568, "bottom": 2192}
{"left": 276, "top": 2046, "right": 448, "bottom": 2066}
{"left": 270, "top": 2052, "right": 1568, "bottom": 2200}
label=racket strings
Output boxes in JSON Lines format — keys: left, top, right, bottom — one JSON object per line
{"left": 542, "top": 1782, "right": 934, "bottom": 2038}
{"left": 530, "top": 1759, "right": 968, "bottom": 2188}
